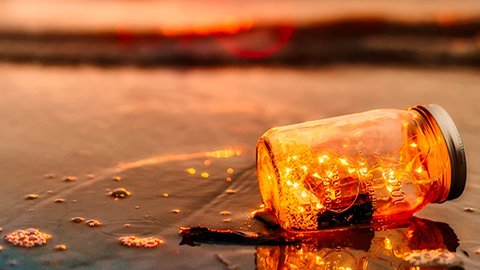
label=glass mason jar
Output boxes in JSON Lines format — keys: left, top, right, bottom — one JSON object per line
{"left": 256, "top": 104, "right": 466, "bottom": 231}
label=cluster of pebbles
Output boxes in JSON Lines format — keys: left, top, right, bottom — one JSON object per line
{"left": 118, "top": 236, "right": 164, "bottom": 248}
{"left": 4, "top": 228, "right": 52, "bottom": 248}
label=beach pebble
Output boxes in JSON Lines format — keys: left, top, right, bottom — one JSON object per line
{"left": 112, "top": 176, "right": 122, "bottom": 181}
{"left": 225, "top": 189, "right": 236, "bottom": 194}
{"left": 108, "top": 188, "right": 131, "bottom": 199}
{"left": 86, "top": 219, "right": 101, "bottom": 227}
{"left": 63, "top": 176, "right": 78, "bottom": 182}
{"left": 172, "top": 209, "right": 180, "bottom": 214}
{"left": 54, "top": 244, "right": 67, "bottom": 251}
{"left": 71, "top": 217, "right": 85, "bottom": 223}
{"left": 54, "top": 199, "right": 65, "bottom": 203}
{"left": 464, "top": 207, "right": 475, "bottom": 212}
{"left": 44, "top": 173, "right": 56, "bottom": 179}
{"left": 25, "top": 194, "right": 39, "bottom": 200}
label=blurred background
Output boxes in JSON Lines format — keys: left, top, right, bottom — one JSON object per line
{"left": 1, "top": 1, "right": 480, "bottom": 269}
{"left": 1, "top": 0, "right": 480, "bottom": 66}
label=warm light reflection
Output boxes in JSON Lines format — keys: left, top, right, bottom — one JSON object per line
{"left": 218, "top": 24, "right": 295, "bottom": 59}
{"left": 206, "top": 147, "right": 243, "bottom": 158}
{"left": 255, "top": 218, "right": 459, "bottom": 270}
{"left": 159, "top": 17, "right": 254, "bottom": 37}
{"left": 186, "top": 168, "right": 196, "bottom": 175}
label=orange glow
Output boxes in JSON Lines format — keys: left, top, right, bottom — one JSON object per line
{"left": 255, "top": 218, "right": 458, "bottom": 269}
{"left": 218, "top": 24, "right": 295, "bottom": 59}
{"left": 203, "top": 159, "right": 212, "bottom": 166}
{"left": 257, "top": 107, "right": 453, "bottom": 230}
{"left": 186, "top": 168, "right": 196, "bottom": 175}
{"left": 160, "top": 17, "right": 254, "bottom": 37}
{"left": 206, "top": 147, "right": 242, "bottom": 158}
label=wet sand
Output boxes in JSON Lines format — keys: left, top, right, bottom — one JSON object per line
{"left": 0, "top": 64, "right": 479, "bottom": 269}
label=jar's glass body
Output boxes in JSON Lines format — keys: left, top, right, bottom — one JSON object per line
{"left": 257, "top": 108, "right": 454, "bottom": 231}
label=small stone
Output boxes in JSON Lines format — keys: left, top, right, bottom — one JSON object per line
{"left": 223, "top": 218, "right": 232, "bottom": 223}
{"left": 71, "top": 217, "right": 85, "bottom": 223}
{"left": 0, "top": 245, "right": 3, "bottom": 251}
{"left": 464, "top": 207, "right": 475, "bottom": 212}
{"left": 72, "top": 200, "right": 78, "bottom": 203}
{"left": 124, "top": 224, "right": 131, "bottom": 228}
{"left": 46, "top": 190, "right": 54, "bottom": 194}
{"left": 63, "top": 176, "right": 78, "bottom": 182}
{"left": 171, "top": 209, "right": 180, "bottom": 214}
{"left": 200, "top": 172, "right": 209, "bottom": 178}
{"left": 225, "top": 177, "right": 232, "bottom": 182}
{"left": 112, "top": 176, "right": 122, "bottom": 182}
{"left": 54, "top": 199, "right": 65, "bottom": 203}
{"left": 54, "top": 244, "right": 67, "bottom": 251}
{"left": 29, "top": 208, "right": 34, "bottom": 212}
{"left": 25, "top": 194, "right": 39, "bottom": 200}
{"left": 86, "top": 174, "right": 95, "bottom": 179}
{"left": 225, "top": 189, "right": 236, "bottom": 194}
{"left": 226, "top": 168, "right": 234, "bottom": 174}
{"left": 44, "top": 173, "right": 56, "bottom": 179}
{"left": 162, "top": 193, "right": 169, "bottom": 198}
{"left": 475, "top": 248, "right": 480, "bottom": 255}
{"left": 108, "top": 188, "right": 131, "bottom": 199}
{"left": 86, "top": 219, "right": 101, "bottom": 227}
{"left": 0, "top": 227, "right": 2, "bottom": 232}
{"left": 204, "top": 159, "right": 212, "bottom": 166}
{"left": 220, "top": 211, "right": 231, "bottom": 216}
{"left": 135, "top": 205, "right": 140, "bottom": 209}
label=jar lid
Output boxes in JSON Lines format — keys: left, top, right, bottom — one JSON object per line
{"left": 410, "top": 104, "right": 467, "bottom": 201}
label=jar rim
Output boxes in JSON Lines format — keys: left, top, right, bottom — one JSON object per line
{"left": 409, "top": 104, "right": 467, "bottom": 201}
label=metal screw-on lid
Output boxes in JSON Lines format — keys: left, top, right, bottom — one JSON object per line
{"left": 410, "top": 104, "right": 467, "bottom": 201}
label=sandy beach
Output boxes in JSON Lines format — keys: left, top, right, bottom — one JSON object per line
{"left": 0, "top": 64, "right": 479, "bottom": 269}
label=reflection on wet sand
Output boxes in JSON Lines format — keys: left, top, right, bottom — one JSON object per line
{"left": 256, "top": 217, "right": 461, "bottom": 269}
